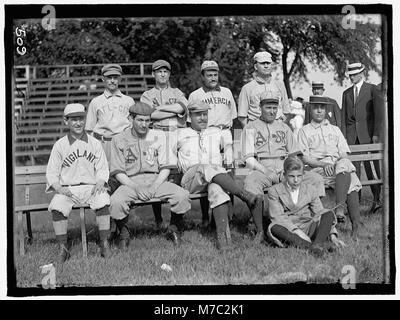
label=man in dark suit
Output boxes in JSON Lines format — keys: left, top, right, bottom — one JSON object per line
{"left": 340, "top": 62, "right": 383, "bottom": 212}
{"left": 304, "top": 82, "right": 341, "bottom": 128}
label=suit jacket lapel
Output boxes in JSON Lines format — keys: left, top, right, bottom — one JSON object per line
{"left": 355, "top": 82, "right": 367, "bottom": 106}
{"left": 277, "top": 184, "right": 295, "bottom": 210}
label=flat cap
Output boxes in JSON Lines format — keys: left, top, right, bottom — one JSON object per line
{"left": 129, "top": 102, "right": 154, "bottom": 116}
{"left": 152, "top": 60, "right": 171, "bottom": 71}
{"left": 188, "top": 100, "right": 210, "bottom": 113}
{"left": 253, "top": 51, "right": 272, "bottom": 63}
{"left": 312, "top": 81, "right": 324, "bottom": 89}
{"left": 64, "top": 103, "right": 86, "bottom": 117}
{"left": 201, "top": 60, "right": 219, "bottom": 72}
{"left": 102, "top": 64, "right": 122, "bottom": 76}
{"left": 308, "top": 95, "right": 332, "bottom": 105}
{"left": 260, "top": 91, "right": 279, "bottom": 105}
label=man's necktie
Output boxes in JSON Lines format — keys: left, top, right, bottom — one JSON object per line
{"left": 354, "top": 85, "right": 358, "bottom": 106}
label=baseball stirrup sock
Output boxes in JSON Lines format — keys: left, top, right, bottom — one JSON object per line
{"left": 52, "top": 210, "right": 67, "bottom": 221}
{"left": 251, "top": 200, "right": 263, "bottom": 232}
{"left": 335, "top": 172, "right": 351, "bottom": 204}
{"left": 212, "top": 203, "right": 229, "bottom": 234}
{"left": 347, "top": 191, "right": 361, "bottom": 224}
{"left": 95, "top": 205, "right": 110, "bottom": 216}
{"left": 96, "top": 215, "right": 110, "bottom": 231}
{"left": 313, "top": 211, "right": 335, "bottom": 244}
{"left": 270, "top": 225, "right": 311, "bottom": 249}
{"left": 55, "top": 233, "right": 68, "bottom": 245}
{"left": 115, "top": 216, "right": 129, "bottom": 239}
{"left": 170, "top": 212, "right": 184, "bottom": 231}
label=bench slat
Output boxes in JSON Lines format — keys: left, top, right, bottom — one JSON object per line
{"left": 15, "top": 166, "right": 47, "bottom": 175}
{"left": 15, "top": 175, "right": 47, "bottom": 185}
{"left": 348, "top": 154, "right": 383, "bottom": 162}
{"left": 349, "top": 143, "right": 383, "bottom": 152}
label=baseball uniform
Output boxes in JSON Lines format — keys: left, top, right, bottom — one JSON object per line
{"left": 297, "top": 119, "right": 362, "bottom": 193}
{"left": 238, "top": 73, "right": 290, "bottom": 122}
{"left": 176, "top": 127, "right": 233, "bottom": 209}
{"left": 241, "top": 119, "right": 325, "bottom": 196}
{"left": 85, "top": 89, "right": 135, "bottom": 162}
{"left": 109, "top": 127, "right": 191, "bottom": 220}
{"left": 46, "top": 132, "right": 110, "bottom": 216}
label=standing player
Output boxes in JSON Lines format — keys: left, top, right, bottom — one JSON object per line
{"left": 46, "top": 104, "right": 111, "bottom": 262}
{"left": 340, "top": 62, "right": 383, "bottom": 212}
{"left": 241, "top": 92, "right": 325, "bottom": 243}
{"left": 303, "top": 81, "right": 341, "bottom": 127}
{"left": 85, "top": 64, "right": 135, "bottom": 163}
{"left": 176, "top": 100, "right": 262, "bottom": 250}
{"left": 237, "top": 51, "right": 290, "bottom": 128}
{"left": 109, "top": 102, "right": 191, "bottom": 249}
{"left": 297, "top": 96, "right": 373, "bottom": 239}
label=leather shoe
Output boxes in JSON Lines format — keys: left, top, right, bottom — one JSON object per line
{"left": 167, "top": 231, "right": 181, "bottom": 246}
{"left": 58, "top": 243, "right": 71, "bottom": 263}
{"left": 100, "top": 239, "right": 111, "bottom": 258}
{"left": 309, "top": 243, "right": 325, "bottom": 258}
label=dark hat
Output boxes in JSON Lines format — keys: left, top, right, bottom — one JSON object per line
{"left": 312, "top": 81, "right": 324, "bottom": 89}
{"left": 308, "top": 96, "right": 332, "bottom": 106}
{"left": 152, "top": 60, "right": 171, "bottom": 71}
{"left": 102, "top": 64, "right": 122, "bottom": 76}
{"left": 129, "top": 102, "right": 154, "bottom": 116}
{"left": 188, "top": 100, "right": 210, "bottom": 113}
{"left": 260, "top": 91, "right": 279, "bottom": 106}
{"left": 64, "top": 103, "right": 86, "bottom": 117}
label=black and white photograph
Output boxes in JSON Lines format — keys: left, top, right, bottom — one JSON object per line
{"left": 3, "top": 1, "right": 395, "bottom": 300}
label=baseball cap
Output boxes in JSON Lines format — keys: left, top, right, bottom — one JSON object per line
{"left": 152, "top": 60, "right": 171, "bottom": 71}
{"left": 201, "top": 60, "right": 219, "bottom": 72}
{"left": 253, "top": 51, "right": 272, "bottom": 63}
{"left": 129, "top": 102, "right": 154, "bottom": 116}
{"left": 188, "top": 100, "right": 210, "bottom": 113}
{"left": 347, "top": 62, "right": 365, "bottom": 75}
{"left": 260, "top": 91, "right": 279, "bottom": 105}
{"left": 308, "top": 96, "right": 332, "bottom": 106}
{"left": 64, "top": 103, "right": 86, "bottom": 117}
{"left": 102, "top": 64, "right": 122, "bottom": 76}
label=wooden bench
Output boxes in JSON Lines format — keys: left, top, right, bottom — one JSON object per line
{"left": 14, "top": 166, "right": 208, "bottom": 258}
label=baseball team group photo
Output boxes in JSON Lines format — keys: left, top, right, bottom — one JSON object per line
{"left": 9, "top": 7, "right": 391, "bottom": 291}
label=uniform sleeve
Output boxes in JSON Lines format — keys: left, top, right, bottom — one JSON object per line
{"left": 285, "top": 125, "right": 302, "bottom": 155}
{"left": 297, "top": 127, "right": 310, "bottom": 157}
{"left": 109, "top": 135, "right": 126, "bottom": 177}
{"left": 85, "top": 98, "right": 97, "bottom": 132}
{"left": 140, "top": 91, "right": 154, "bottom": 107}
{"left": 157, "top": 131, "right": 177, "bottom": 170}
{"left": 175, "top": 89, "right": 189, "bottom": 118}
{"left": 46, "top": 141, "right": 63, "bottom": 191}
{"left": 268, "top": 186, "right": 299, "bottom": 232}
{"left": 238, "top": 85, "right": 250, "bottom": 118}
{"left": 93, "top": 139, "right": 109, "bottom": 182}
{"left": 278, "top": 81, "right": 290, "bottom": 114}
{"left": 241, "top": 125, "right": 256, "bottom": 161}
{"left": 220, "top": 129, "right": 233, "bottom": 167}
{"left": 336, "top": 127, "right": 351, "bottom": 154}
{"left": 228, "top": 90, "right": 238, "bottom": 120}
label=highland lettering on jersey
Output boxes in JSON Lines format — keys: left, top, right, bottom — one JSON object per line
{"left": 62, "top": 149, "right": 97, "bottom": 168}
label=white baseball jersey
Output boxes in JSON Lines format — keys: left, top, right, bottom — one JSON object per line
{"left": 46, "top": 132, "right": 109, "bottom": 192}
{"left": 176, "top": 127, "right": 233, "bottom": 173}
{"left": 188, "top": 85, "right": 237, "bottom": 128}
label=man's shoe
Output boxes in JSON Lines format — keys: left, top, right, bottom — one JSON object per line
{"left": 100, "top": 239, "right": 111, "bottom": 258}
{"left": 155, "top": 221, "right": 168, "bottom": 232}
{"left": 309, "top": 243, "right": 325, "bottom": 258}
{"left": 370, "top": 201, "right": 382, "bottom": 214}
{"left": 167, "top": 231, "right": 181, "bottom": 246}
{"left": 119, "top": 238, "right": 129, "bottom": 251}
{"left": 335, "top": 211, "right": 346, "bottom": 223}
{"left": 58, "top": 243, "right": 71, "bottom": 263}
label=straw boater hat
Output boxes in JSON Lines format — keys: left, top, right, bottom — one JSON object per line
{"left": 347, "top": 62, "right": 365, "bottom": 75}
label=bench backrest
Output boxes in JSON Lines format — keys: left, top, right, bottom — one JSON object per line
{"left": 15, "top": 166, "right": 47, "bottom": 206}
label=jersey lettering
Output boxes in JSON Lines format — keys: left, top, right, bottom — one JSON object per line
{"left": 255, "top": 131, "right": 267, "bottom": 147}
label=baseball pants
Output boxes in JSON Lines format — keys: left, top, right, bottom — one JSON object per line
{"left": 180, "top": 164, "right": 231, "bottom": 209}
{"left": 48, "top": 184, "right": 110, "bottom": 217}
{"left": 109, "top": 173, "right": 191, "bottom": 220}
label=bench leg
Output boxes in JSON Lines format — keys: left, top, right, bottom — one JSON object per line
{"left": 25, "top": 211, "right": 33, "bottom": 245}
{"left": 17, "top": 211, "right": 25, "bottom": 256}
{"left": 80, "top": 207, "right": 87, "bottom": 259}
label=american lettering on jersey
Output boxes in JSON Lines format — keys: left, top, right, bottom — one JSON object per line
{"left": 203, "top": 96, "right": 231, "bottom": 107}
{"left": 62, "top": 149, "right": 97, "bottom": 168}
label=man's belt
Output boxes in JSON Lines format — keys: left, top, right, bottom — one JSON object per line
{"left": 93, "top": 132, "right": 112, "bottom": 141}
{"left": 62, "top": 183, "right": 92, "bottom": 187}
{"left": 211, "top": 125, "right": 231, "bottom": 130}
{"left": 258, "top": 155, "right": 285, "bottom": 160}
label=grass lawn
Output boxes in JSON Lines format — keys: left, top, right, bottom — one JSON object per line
{"left": 15, "top": 188, "right": 385, "bottom": 288}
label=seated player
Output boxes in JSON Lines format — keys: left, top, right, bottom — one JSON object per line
{"left": 46, "top": 103, "right": 111, "bottom": 263}
{"left": 176, "top": 100, "right": 262, "bottom": 250}
{"left": 240, "top": 91, "right": 325, "bottom": 244}
{"left": 267, "top": 157, "right": 345, "bottom": 256}
{"left": 297, "top": 96, "right": 373, "bottom": 240}
{"left": 109, "top": 102, "right": 191, "bottom": 249}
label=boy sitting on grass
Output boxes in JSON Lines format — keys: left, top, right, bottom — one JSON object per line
{"left": 266, "top": 156, "right": 345, "bottom": 256}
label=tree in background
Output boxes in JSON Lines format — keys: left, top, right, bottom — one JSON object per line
{"left": 14, "top": 16, "right": 382, "bottom": 99}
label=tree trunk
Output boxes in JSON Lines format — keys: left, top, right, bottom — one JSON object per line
{"left": 281, "top": 48, "right": 292, "bottom": 99}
